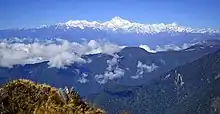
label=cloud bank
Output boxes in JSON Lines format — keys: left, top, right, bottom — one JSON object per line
{"left": 139, "top": 45, "right": 156, "bottom": 53}
{"left": 139, "top": 43, "right": 192, "bottom": 53}
{"left": 0, "top": 39, "right": 123, "bottom": 68}
{"left": 0, "top": 37, "right": 195, "bottom": 69}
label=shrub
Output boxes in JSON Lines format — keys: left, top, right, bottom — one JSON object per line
{"left": 0, "top": 79, "right": 104, "bottom": 114}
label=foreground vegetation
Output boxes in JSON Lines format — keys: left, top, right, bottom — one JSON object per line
{"left": 0, "top": 79, "right": 104, "bottom": 114}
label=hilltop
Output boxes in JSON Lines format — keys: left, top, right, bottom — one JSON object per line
{"left": 0, "top": 79, "right": 104, "bottom": 114}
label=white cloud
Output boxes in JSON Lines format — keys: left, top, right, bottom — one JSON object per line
{"left": 137, "top": 61, "right": 158, "bottom": 72}
{"left": 95, "top": 54, "right": 124, "bottom": 84}
{"left": 78, "top": 78, "right": 88, "bottom": 84}
{"left": 0, "top": 39, "right": 123, "bottom": 68}
{"left": 131, "top": 61, "right": 158, "bottom": 79}
{"left": 48, "top": 52, "right": 86, "bottom": 68}
{"left": 106, "top": 54, "right": 119, "bottom": 71}
{"left": 139, "top": 43, "right": 193, "bottom": 53}
{"left": 139, "top": 44, "right": 156, "bottom": 53}
{"left": 155, "top": 43, "right": 192, "bottom": 52}
{"left": 86, "top": 40, "right": 123, "bottom": 55}
{"left": 78, "top": 73, "right": 89, "bottom": 84}
{"left": 95, "top": 67, "right": 125, "bottom": 84}
{"left": 131, "top": 68, "right": 145, "bottom": 79}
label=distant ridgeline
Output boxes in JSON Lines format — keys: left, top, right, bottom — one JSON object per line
{"left": 0, "top": 79, "right": 104, "bottom": 114}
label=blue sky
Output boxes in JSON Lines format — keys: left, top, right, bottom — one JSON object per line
{"left": 0, "top": 0, "right": 220, "bottom": 29}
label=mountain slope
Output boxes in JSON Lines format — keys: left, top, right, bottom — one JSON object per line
{"left": 0, "top": 41, "right": 220, "bottom": 97}
{"left": 88, "top": 49, "right": 220, "bottom": 114}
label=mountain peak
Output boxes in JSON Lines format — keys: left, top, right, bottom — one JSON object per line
{"left": 111, "top": 16, "right": 125, "bottom": 21}
{"left": 102, "top": 16, "right": 131, "bottom": 29}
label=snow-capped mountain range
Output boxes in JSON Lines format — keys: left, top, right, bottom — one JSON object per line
{"left": 0, "top": 17, "right": 220, "bottom": 48}
{"left": 45, "top": 16, "right": 219, "bottom": 34}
